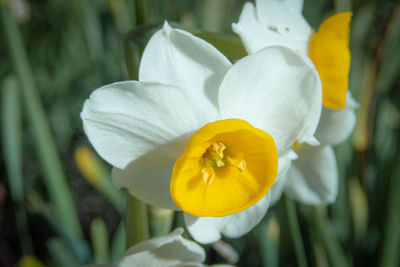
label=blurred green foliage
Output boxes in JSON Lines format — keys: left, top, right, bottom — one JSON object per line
{"left": 0, "top": 0, "right": 399, "bottom": 266}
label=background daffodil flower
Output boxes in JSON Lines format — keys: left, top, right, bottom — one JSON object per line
{"left": 81, "top": 22, "right": 322, "bottom": 244}
{"left": 233, "top": 0, "right": 358, "bottom": 205}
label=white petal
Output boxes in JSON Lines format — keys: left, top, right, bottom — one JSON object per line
{"left": 284, "top": 145, "right": 338, "bottom": 205}
{"left": 111, "top": 133, "right": 191, "bottom": 210}
{"left": 285, "top": 0, "right": 304, "bottom": 13}
{"left": 81, "top": 81, "right": 212, "bottom": 169}
{"left": 184, "top": 193, "right": 271, "bottom": 244}
{"left": 218, "top": 46, "right": 322, "bottom": 154}
{"left": 277, "top": 150, "right": 298, "bottom": 176}
{"left": 117, "top": 228, "right": 205, "bottom": 267}
{"left": 255, "top": 0, "right": 311, "bottom": 41}
{"left": 139, "top": 22, "right": 231, "bottom": 114}
{"left": 233, "top": 2, "right": 308, "bottom": 54}
{"left": 315, "top": 93, "right": 358, "bottom": 145}
{"left": 270, "top": 151, "right": 297, "bottom": 204}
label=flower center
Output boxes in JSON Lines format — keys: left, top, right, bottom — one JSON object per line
{"left": 201, "top": 141, "right": 247, "bottom": 184}
{"left": 170, "top": 119, "right": 278, "bottom": 217}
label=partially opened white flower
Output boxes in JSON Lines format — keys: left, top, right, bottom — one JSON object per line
{"left": 115, "top": 228, "right": 204, "bottom": 267}
{"left": 86, "top": 228, "right": 209, "bottom": 267}
{"left": 81, "top": 22, "right": 322, "bottom": 243}
{"left": 234, "top": 0, "right": 358, "bottom": 205}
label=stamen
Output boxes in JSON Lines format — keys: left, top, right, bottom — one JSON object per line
{"left": 212, "top": 142, "right": 226, "bottom": 158}
{"left": 228, "top": 157, "right": 246, "bottom": 171}
{"left": 201, "top": 166, "right": 215, "bottom": 184}
{"left": 204, "top": 142, "right": 226, "bottom": 167}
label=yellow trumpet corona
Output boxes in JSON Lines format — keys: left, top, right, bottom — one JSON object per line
{"left": 170, "top": 119, "right": 278, "bottom": 217}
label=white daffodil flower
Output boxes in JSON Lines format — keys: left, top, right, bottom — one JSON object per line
{"left": 234, "top": 0, "right": 358, "bottom": 205}
{"left": 81, "top": 22, "right": 322, "bottom": 243}
{"left": 86, "top": 228, "right": 233, "bottom": 267}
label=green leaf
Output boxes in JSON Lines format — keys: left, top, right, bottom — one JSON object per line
{"left": 2, "top": 76, "right": 23, "bottom": 204}
{"left": 47, "top": 238, "right": 80, "bottom": 267}
{"left": 1, "top": 4, "right": 83, "bottom": 241}
{"left": 1, "top": 75, "right": 33, "bottom": 253}
{"left": 193, "top": 32, "right": 247, "bottom": 60}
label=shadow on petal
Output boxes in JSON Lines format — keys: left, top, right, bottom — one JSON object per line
{"left": 112, "top": 132, "right": 194, "bottom": 210}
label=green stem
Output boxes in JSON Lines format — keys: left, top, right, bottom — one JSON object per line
{"left": 121, "top": 0, "right": 151, "bottom": 249}
{"left": 284, "top": 196, "right": 308, "bottom": 267}
{"left": 108, "top": 0, "right": 133, "bottom": 33}
{"left": 313, "top": 207, "right": 350, "bottom": 267}
{"left": 125, "top": 193, "right": 149, "bottom": 247}
{"left": 134, "top": 0, "right": 150, "bottom": 25}
{"left": 111, "top": 222, "right": 126, "bottom": 261}
{"left": 123, "top": 40, "right": 140, "bottom": 80}
{"left": 91, "top": 218, "right": 110, "bottom": 264}
{"left": 1, "top": 4, "right": 83, "bottom": 239}
{"left": 47, "top": 238, "right": 80, "bottom": 267}
{"left": 334, "top": 0, "right": 352, "bottom": 12}
{"left": 255, "top": 216, "right": 279, "bottom": 267}
{"left": 331, "top": 143, "right": 352, "bottom": 241}
{"left": 379, "top": 128, "right": 400, "bottom": 267}
{"left": 149, "top": 207, "right": 174, "bottom": 237}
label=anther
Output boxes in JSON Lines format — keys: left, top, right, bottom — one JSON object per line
{"left": 201, "top": 166, "right": 215, "bottom": 184}
{"left": 228, "top": 157, "right": 246, "bottom": 171}
{"left": 212, "top": 142, "right": 226, "bottom": 158}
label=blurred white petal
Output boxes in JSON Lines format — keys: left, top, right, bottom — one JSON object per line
{"left": 233, "top": 0, "right": 311, "bottom": 54}
{"left": 315, "top": 92, "right": 358, "bottom": 145}
{"left": 232, "top": 2, "right": 301, "bottom": 53}
{"left": 285, "top": 145, "right": 338, "bottom": 205}
{"left": 255, "top": 0, "right": 311, "bottom": 41}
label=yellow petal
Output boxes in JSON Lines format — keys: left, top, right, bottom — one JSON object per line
{"left": 309, "top": 12, "right": 352, "bottom": 109}
{"left": 170, "top": 119, "right": 278, "bottom": 217}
